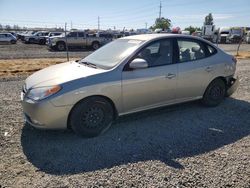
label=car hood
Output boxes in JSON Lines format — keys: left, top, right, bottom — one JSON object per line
{"left": 49, "top": 35, "right": 64, "bottom": 40}
{"left": 25, "top": 61, "right": 107, "bottom": 89}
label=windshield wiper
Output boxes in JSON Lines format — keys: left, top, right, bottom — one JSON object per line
{"left": 79, "top": 61, "right": 98, "bottom": 69}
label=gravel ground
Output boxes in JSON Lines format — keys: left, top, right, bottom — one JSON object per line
{"left": 0, "top": 59, "right": 250, "bottom": 187}
{"left": 0, "top": 41, "right": 92, "bottom": 59}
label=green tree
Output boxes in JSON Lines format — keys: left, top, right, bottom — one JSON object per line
{"left": 204, "top": 13, "right": 213, "bottom": 25}
{"left": 151, "top": 17, "right": 171, "bottom": 31}
{"left": 5, "top": 25, "right": 11, "bottom": 31}
{"left": 184, "top": 26, "right": 201, "bottom": 34}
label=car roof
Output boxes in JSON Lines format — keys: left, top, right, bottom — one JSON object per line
{"left": 122, "top": 33, "right": 204, "bottom": 42}
{"left": 121, "top": 33, "right": 219, "bottom": 50}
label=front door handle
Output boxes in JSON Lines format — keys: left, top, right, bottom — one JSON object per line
{"left": 165, "top": 73, "right": 176, "bottom": 79}
{"left": 205, "top": 66, "right": 213, "bottom": 72}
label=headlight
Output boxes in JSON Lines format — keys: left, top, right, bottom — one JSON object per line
{"left": 27, "top": 85, "right": 61, "bottom": 101}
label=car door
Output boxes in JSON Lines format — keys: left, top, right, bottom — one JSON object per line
{"left": 77, "top": 32, "right": 87, "bottom": 46}
{"left": 0, "top": 34, "right": 5, "bottom": 42}
{"left": 122, "top": 39, "right": 177, "bottom": 113}
{"left": 176, "top": 38, "right": 213, "bottom": 101}
{"left": 67, "top": 32, "right": 78, "bottom": 46}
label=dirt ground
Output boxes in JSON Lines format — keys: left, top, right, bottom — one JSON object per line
{"left": 0, "top": 59, "right": 249, "bottom": 187}
{"left": 0, "top": 58, "right": 78, "bottom": 78}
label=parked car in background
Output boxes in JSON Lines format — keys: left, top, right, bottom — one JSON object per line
{"left": 47, "top": 30, "right": 107, "bottom": 51}
{"left": 181, "top": 30, "right": 190, "bottom": 35}
{"left": 18, "top": 31, "right": 37, "bottom": 41}
{"left": 21, "top": 34, "right": 238, "bottom": 137}
{"left": 246, "top": 31, "right": 250, "bottom": 44}
{"left": 24, "top": 31, "right": 49, "bottom": 44}
{"left": 0, "top": 33, "right": 17, "bottom": 44}
{"left": 45, "top": 32, "right": 63, "bottom": 44}
{"left": 228, "top": 27, "right": 244, "bottom": 43}
{"left": 192, "top": 31, "right": 202, "bottom": 37}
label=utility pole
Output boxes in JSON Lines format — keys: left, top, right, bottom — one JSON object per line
{"left": 65, "top": 23, "right": 69, "bottom": 61}
{"left": 70, "top": 21, "right": 72, "bottom": 29}
{"left": 159, "top": 1, "right": 162, "bottom": 19}
{"left": 145, "top": 22, "right": 148, "bottom": 29}
{"left": 98, "top": 16, "right": 100, "bottom": 31}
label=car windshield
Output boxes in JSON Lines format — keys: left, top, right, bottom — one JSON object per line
{"left": 60, "top": 32, "right": 69, "bottom": 37}
{"left": 80, "top": 39, "right": 144, "bottom": 69}
{"left": 231, "top": 29, "right": 241, "bottom": 35}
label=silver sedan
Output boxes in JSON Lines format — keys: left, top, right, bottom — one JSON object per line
{"left": 21, "top": 34, "right": 239, "bottom": 137}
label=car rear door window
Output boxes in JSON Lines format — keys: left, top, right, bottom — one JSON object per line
{"left": 138, "top": 39, "right": 173, "bottom": 67}
{"left": 67, "top": 32, "right": 77, "bottom": 37}
{"left": 78, "top": 32, "right": 85, "bottom": 37}
{"left": 177, "top": 39, "right": 206, "bottom": 63}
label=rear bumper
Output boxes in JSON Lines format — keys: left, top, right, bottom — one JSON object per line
{"left": 226, "top": 76, "right": 239, "bottom": 96}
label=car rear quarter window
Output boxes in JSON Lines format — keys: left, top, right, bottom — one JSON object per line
{"left": 206, "top": 44, "right": 217, "bottom": 56}
{"left": 177, "top": 39, "right": 206, "bottom": 63}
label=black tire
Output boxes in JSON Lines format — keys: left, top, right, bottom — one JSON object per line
{"left": 39, "top": 39, "right": 45, "bottom": 45}
{"left": 92, "top": 41, "right": 100, "bottom": 50}
{"left": 70, "top": 97, "right": 114, "bottom": 137}
{"left": 29, "top": 38, "right": 34, "bottom": 43}
{"left": 10, "top": 40, "right": 16, "bottom": 44}
{"left": 202, "top": 79, "right": 226, "bottom": 107}
{"left": 56, "top": 42, "right": 66, "bottom": 51}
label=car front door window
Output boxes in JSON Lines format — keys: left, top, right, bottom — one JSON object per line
{"left": 138, "top": 40, "right": 173, "bottom": 67}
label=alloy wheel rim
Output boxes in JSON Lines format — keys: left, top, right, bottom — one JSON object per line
{"left": 210, "top": 85, "right": 223, "bottom": 99}
{"left": 82, "top": 106, "right": 104, "bottom": 129}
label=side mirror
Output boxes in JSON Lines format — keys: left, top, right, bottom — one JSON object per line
{"left": 129, "top": 58, "right": 148, "bottom": 69}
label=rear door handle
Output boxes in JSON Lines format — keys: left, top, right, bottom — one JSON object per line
{"left": 205, "top": 66, "right": 213, "bottom": 72}
{"left": 165, "top": 73, "right": 176, "bottom": 79}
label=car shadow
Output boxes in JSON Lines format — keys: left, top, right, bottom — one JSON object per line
{"left": 21, "top": 97, "right": 250, "bottom": 175}
{"left": 48, "top": 47, "right": 93, "bottom": 52}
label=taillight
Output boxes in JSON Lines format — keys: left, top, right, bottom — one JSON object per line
{"left": 232, "top": 56, "right": 237, "bottom": 64}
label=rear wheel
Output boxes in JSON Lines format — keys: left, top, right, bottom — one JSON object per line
{"left": 70, "top": 97, "right": 114, "bottom": 137}
{"left": 10, "top": 40, "right": 16, "bottom": 44}
{"left": 56, "top": 42, "right": 66, "bottom": 51}
{"left": 92, "top": 42, "right": 100, "bottom": 50}
{"left": 202, "top": 79, "right": 226, "bottom": 107}
{"left": 39, "top": 39, "right": 45, "bottom": 45}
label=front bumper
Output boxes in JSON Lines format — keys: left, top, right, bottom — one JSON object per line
{"left": 226, "top": 76, "right": 239, "bottom": 96}
{"left": 21, "top": 96, "right": 73, "bottom": 130}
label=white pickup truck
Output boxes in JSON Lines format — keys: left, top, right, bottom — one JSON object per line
{"left": 47, "top": 31, "right": 108, "bottom": 51}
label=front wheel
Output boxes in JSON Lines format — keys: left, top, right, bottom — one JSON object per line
{"left": 202, "top": 79, "right": 226, "bottom": 107}
{"left": 56, "top": 42, "right": 66, "bottom": 51}
{"left": 70, "top": 97, "right": 114, "bottom": 137}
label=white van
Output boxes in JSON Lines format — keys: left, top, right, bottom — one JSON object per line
{"left": 218, "top": 27, "right": 230, "bottom": 43}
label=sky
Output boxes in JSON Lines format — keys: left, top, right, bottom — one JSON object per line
{"left": 0, "top": 0, "right": 250, "bottom": 30}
